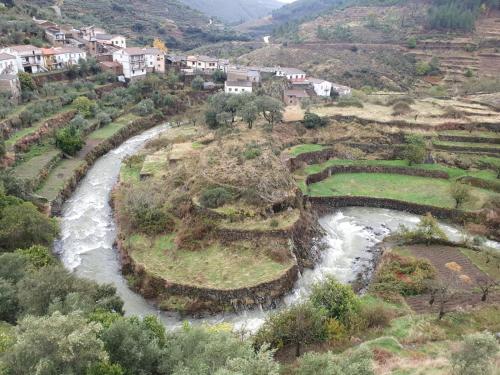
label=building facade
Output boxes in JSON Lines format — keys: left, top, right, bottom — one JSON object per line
{"left": 113, "top": 48, "right": 147, "bottom": 79}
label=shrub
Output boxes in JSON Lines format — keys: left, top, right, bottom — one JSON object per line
{"left": 69, "top": 114, "right": 88, "bottom": 129}
{"left": 464, "top": 68, "right": 474, "bottom": 78}
{"left": 0, "top": 278, "right": 18, "bottom": 322}
{"left": 56, "top": 125, "right": 84, "bottom": 156}
{"left": 243, "top": 143, "right": 262, "bottom": 160}
{"left": 15, "top": 245, "right": 56, "bottom": 269}
{"left": 451, "top": 332, "right": 499, "bottom": 375}
{"left": 18, "top": 71, "right": 36, "bottom": 92}
{"left": 309, "top": 277, "right": 360, "bottom": 327}
{"left": 191, "top": 76, "right": 205, "bottom": 91}
{"left": 73, "top": 96, "right": 95, "bottom": 118}
{"left": 96, "top": 111, "right": 112, "bottom": 126}
{"left": 371, "top": 252, "right": 436, "bottom": 296}
{"left": 134, "top": 99, "right": 155, "bottom": 116}
{"left": 402, "top": 134, "right": 426, "bottom": 166}
{"left": 302, "top": 112, "right": 327, "bottom": 129}
{"left": 199, "top": 187, "right": 232, "bottom": 208}
{"left": 295, "top": 347, "right": 374, "bottom": 375}
{"left": 254, "top": 302, "right": 327, "bottom": 357}
{"left": 407, "top": 37, "right": 417, "bottom": 49}
{"left": 359, "top": 301, "right": 394, "bottom": 329}
{"left": 205, "top": 110, "right": 219, "bottom": 129}
{"left": 392, "top": 101, "right": 412, "bottom": 116}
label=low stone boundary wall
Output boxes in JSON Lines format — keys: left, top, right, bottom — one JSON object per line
{"left": 13, "top": 110, "right": 77, "bottom": 153}
{"left": 438, "top": 134, "right": 500, "bottom": 145}
{"left": 459, "top": 176, "right": 500, "bottom": 193}
{"left": 306, "top": 165, "right": 449, "bottom": 185}
{"left": 308, "top": 196, "right": 478, "bottom": 223}
{"left": 49, "top": 114, "right": 166, "bottom": 215}
{"left": 434, "top": 143, "right": 500, "bottom": 155}
{"left": 118, "top": 239, "right": 299, "bottom": 309}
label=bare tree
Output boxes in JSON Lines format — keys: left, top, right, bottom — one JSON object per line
{"left": 476, "top": 277, "right": 499, "bottom": 302}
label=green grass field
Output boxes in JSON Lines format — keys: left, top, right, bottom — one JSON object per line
{"left": 460, "top": 248, "right": 500, "bottom": 282}
{"left": 307, "top": 173, "right": 498, "bottom": 210}
{"left": 439, "top": 130, "right": 500, "bottom": 139}
{"left": 87, "top": 113, "right": 139, "bottom": 141}
{"left": 12, "top": 149, "right": 61, "bottom": 183}
{"left": 301, "top": 159, "right": 498, "bottom": 181}
{"left": 288, "top": 144, "right": 325, "bottom": 156}
{"left": 36, "top": 159, "right": 86, "bottom": 201}
{"left": 127, "top": 234, "right": 293, "bottom": 289}
{"left": 433, "top": 140, "right": 500, "bottom": 150}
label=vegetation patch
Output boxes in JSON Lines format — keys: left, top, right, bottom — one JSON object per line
{"left": 126, "top": 234, "right": 293, "bottom": 289}
{"left": 288, "top": 144, "right": 325, "bottom": 156}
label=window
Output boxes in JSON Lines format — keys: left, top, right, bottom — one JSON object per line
{"left": 228, "top": 88, "right": 232, "bottom": 92}
{"left": 235, "top": 88, "right": 238, "bottom": 92}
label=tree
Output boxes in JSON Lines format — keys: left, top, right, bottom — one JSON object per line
{"left": 398, "top": 213, "right": 448, "bottom": 245}
{"left": 134, "top": 99, "right": 155, "bottom": 116}
{"left": 451, "top": 332, "right": 499, "bottom": 375}
{"left": 238, "top": 102, "right": 258, "bottom": 129}
{"left": 0, "top": 202, "right": 58, "bottom": 252}
{"left": 407, "top": 36, "right": 417, "bottom": 49}
{"left": 0, "top": 278, "right": 18, "bottom": 323}
{"left": 191, "top": 75, "right": 205, "bottom": 91}
{"left": 254, "top": 96, "right": 284, "bottom": 128}
{"left": 18, "top": 71, "right": 36, "bottom": 92}
{"left": 152, "top": 38, "right": 168, "bottom": 53}
{"left": 16, "top": 245, "right": 56, "bottom": 269}
{"left": 73, "top": 96, "right": 95, "bottom": 118}
{"left": 212, "top": 69, "right": 227, "bottom": 83}
{"left": 4, "top": 312, "right": 107, "bottom": 374}
{"left": 102, "top": 317, "right": 164, "bottom": 375}
{"left": 0, "top": 253, "right": 27, "bottom": 283}
{"left": 450, "top": 182, "right": 471, "bottom": 209}
{"left": 476, "top": 276, "right": 498, "bottom": 302}
{"left": 56, "top": 125, "right": 85, "bottom": 155}
{"left": 402, "top": 134, "right": 426, "bottom": 166}
{"left": 302, "top": 112, "right": 327, "bottom": 129}
{"left": 254, "top": 302, "right": 327, "bottom": 357}
{"left": 205, "top": 110, "right": 219, "bottom": 129}
{"left": 87, "top": 362, "right": 125, "bottom": 375}
{"left": 309, "top": 276, "right": 360, "bottom": 327}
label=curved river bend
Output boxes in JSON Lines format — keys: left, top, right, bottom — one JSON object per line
{"left": 55, "top": 124, "right": 499, "bottom": 332}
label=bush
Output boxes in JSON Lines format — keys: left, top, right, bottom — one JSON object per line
{"left": 96, "top": 111, "right": 112, "bottom": 126}
{"left": 243, "top": 143, "right": 262, "bottom": 160}
{"left": 302, "top": 112, "right": 327, "bottom": 129}
{"left": 191, "top": 76, "right": 205, "bottom": 91}
{"left": 199, "top": 187, "right": 232, "bottom": 208}
{"left": 451, "top": 332, "right": 499, "bottom": 375}
{"left": 73, "top": 96, "right": 95, "bottom": 118}
{"left": 15, "top": 245, "right": 56, "bottom": 269}
{"left": 134, "top": 99, "right": 155, "bottom": 116}
{"left": 0, "top": 278, "right": 18, "bottom": 322}
{"left": 407, "top": 37, "right": 417, "bottom": 49}
{"left": 359, "top": 300, "right": 394, "bottom": 329}
{"left": 254, "top": 302, "right": 327, "bottom": 357}
{"left": 309, "top": 277, "right": 360, "bottom": 327}
{"left": 402, "top": 134, "right": 426, "bottom": 166}
{"left": 397, "top": 214, "right": 448, "bottom": 245}
{"left": 205, "top": 110, "right": 219, "bottom": 129}
{"left": 56, "top": 125, "right": 84, "bottom": 156}
{"left": 371, "top": 252, "right": 436, "bottom": 296}
{"left": 392, "top": 101, "right": 412, "bottom": 116}
{"left": 295, "top": 347, "right": 374, "bottom": 375}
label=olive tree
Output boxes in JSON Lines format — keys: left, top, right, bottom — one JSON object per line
{"left": 402, "top": 134, "right": 427, "bottom": 166}
{"left": 255, "top": 96, "right": 284, "bottom": 128}
{"left": 450, "top": 181, "right": 471, "bottom": 209}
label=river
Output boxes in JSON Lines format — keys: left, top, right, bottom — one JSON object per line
{"left": 55, "top": 123, "right": 498, "bottom": 332}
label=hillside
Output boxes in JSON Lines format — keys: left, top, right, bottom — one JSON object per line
{"left": 181, "top": 0, "right": 283, "bottom": 24}
{"left": 18, "top": 0, "right": 248, "bottom": 50}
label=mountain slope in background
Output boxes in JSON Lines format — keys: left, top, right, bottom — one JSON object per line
{"left": 182, "top": 0, "right": 284, "bottom": 24}
{"left": 18, "top": 0, "right": 247, "bottom": 50}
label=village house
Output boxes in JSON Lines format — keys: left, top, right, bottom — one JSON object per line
{"left": 309, "top": 77, "right": 333, "bottom": 97}
{"left": 224, "top": 80, "right": 253, "bottom": 94}
{"left": 186, "top": 55, "right": 218, "bottom": 72}
{"left": 283, "top": 89, "right": 309, "bottom": 106}
{"left": 143, "top": 48, "right": 165, "bottom": 74}
{"left": 112, "top": 48, "right": 147, "bottom": 80}
{"left": 95, "top": 34, "right": 127, "bottom": 49}
{"left": 332, "top": 83, "right": 352, "bottom": 97}
{"left": 80, "top": 26, "right": 107, "bottom": 41}
{"left": 0, "top": 53, "right": 19, "bottom": 75}
{"left": 42, "top": 47, "right": 87, "bottom": 71}
{"left": 227, "top": 67, "right": 261, "bottom": 83}
{"left": 1, "top": 45, "right": 45, "bottom": 73}
{"left": 276, "top": 67, "right": 307, "bottom": 82}
{"left": 44, "top": 27, "right": 67, "bottom": 45}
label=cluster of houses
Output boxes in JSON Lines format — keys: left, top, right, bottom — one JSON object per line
{"left": 0, "top": 16, "right": 352, "bottom": 106}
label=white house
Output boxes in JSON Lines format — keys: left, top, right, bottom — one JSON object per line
{"left": 276, "top": 67, "right": 306, "bottom": 82}
{"left": 42, "top": 47, "right": 86, "bottom": 70}
{"left": 143, "top": 48, "right": 165, "bottom": 73}
{"left": 331, "top": 83, "right": 352, "bottom": 97}
{"left": 0, "top": 53, "right": 19, "bottom": 75}
{"left": 2, "top": 45, "right": 45, "bottom": 73}
{"left": 113, "top": 48, "right": 147, "bottom": 79}
{"left": 95, "top": 34, "right": 127, "bottom": 48}
{"left": 224, "top": 80, "right": 253, "bottom": 94}
{"left": 309, "top": 78, "right": 333, "bottom": 97}
{"left": 186, "top": 55, "right": 219, "bottom": 72}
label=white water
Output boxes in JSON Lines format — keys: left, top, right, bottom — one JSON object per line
{"left": 55, "top": 124, "right": 499, "bottom": 331}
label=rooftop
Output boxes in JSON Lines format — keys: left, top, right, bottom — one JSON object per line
{"left": 225, "top": 81, "right": 253, "bottom": 88}
{"left": 8, "top": 45, "right": 42, "bottom": 54}
{"left": 122, "top": 47, "right": 146, "bottom": 56}
{"left": 0, "top": 53, "right": 15, "bottom": 61}
{"left": 280, "top": 67, "right": 306, "bottom": 75}
{"left": 308, "top": 77, "right": 330, "bottom": 84}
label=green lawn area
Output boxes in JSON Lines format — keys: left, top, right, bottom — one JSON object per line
{"left": 12, "top": 149, "right": 61, "bottom": 182}
{"left": 301, "top": 159, "right": 498, "bottom": 181}
{"left": 439, "top": 130, "right": 500, "bottom": 139}
{"left": 288, "top": 144, "right": 325, "bottom": 156}
{"left": 87, "top": 113, "right": 139, "bottom": 141}
{"left": 36, "top": 159, "right": 86, "bottom": 201}
{"left": 307, "top": 173, "right": 498, "bottom": 211}
{"left": 433, "top": 140, "right": 500, "bottom": 150}
{"left": 120, "top": 161, "right": 143, "bottom": 184}
{"left": 127, "top": 234, "right": 293, "bottom": 289}
{"left": 459, "top": 248, "right": 500, "bottom": 282}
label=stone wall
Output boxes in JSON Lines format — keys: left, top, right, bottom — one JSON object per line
{"left": 438, "top": 134, "right": 500, "bottom": 145}
{"left": 309, "top": 196, "right": 479, "bottom": 223}
{"left": 306, "top": 165, "right": 449, "bottom": 185}
{"left": 459, "top": 176, "right": 500, "bottom": 193}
